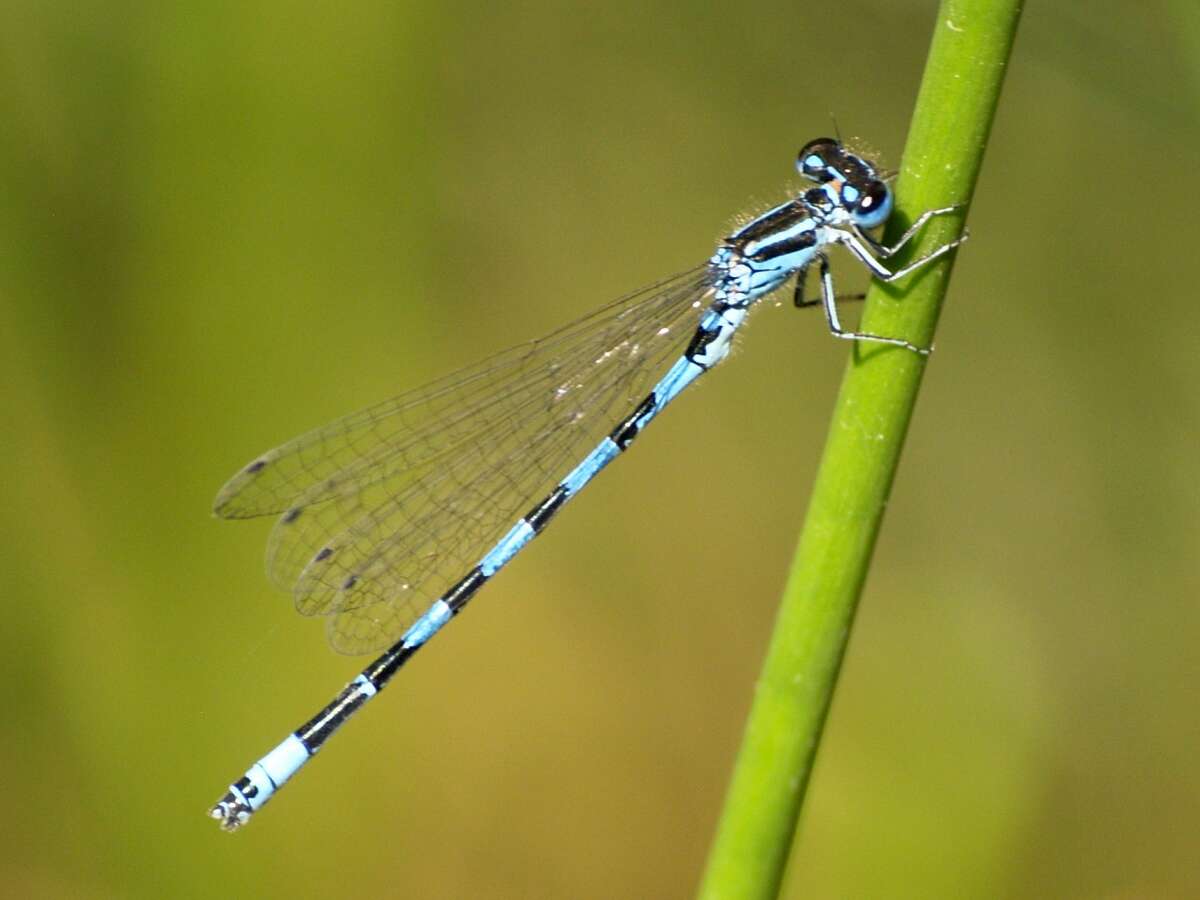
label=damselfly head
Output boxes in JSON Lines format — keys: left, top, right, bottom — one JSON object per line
{"left": 797, "top": 138, "right": 893, "bottom": 230}
{"left": 843, "top": 177, "right": 893, "bottom": 229}
{"left": 796, "top": 137, "right": 842, "bottom": 183}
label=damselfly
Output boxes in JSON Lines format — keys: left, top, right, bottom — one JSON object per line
{"left": 210, "top": 138, "right": 965, "bottom": 830}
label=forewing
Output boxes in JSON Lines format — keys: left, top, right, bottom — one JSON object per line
{"left": 215, "top": 266, "right": 715, "bottom": 653}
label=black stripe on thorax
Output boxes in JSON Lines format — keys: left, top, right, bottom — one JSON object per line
{"left": 730, "top": 200, "right": 808, "bottom": 243}
{"left": 748, "top": 227, "right": 817, "bottom": 262}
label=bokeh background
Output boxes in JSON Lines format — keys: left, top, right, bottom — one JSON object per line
{"left": 2, "top": 2, "right": 1197, "bottom": 897}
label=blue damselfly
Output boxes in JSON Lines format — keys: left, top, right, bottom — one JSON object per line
{"left": 210, "top": 138, "right": 965, "bottom": 830}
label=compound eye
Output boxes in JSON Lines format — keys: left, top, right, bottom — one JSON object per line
{"left": 853, "top": 180, "right": 892, "bottom": 228}
{"left": 796, "top": 137, "right": 840, "bottom": 182}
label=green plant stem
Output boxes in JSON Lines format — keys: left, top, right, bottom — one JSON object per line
{"left": 697, "top": 2, "right": 1023, "bottom": 898}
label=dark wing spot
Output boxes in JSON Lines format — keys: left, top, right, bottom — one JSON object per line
{"left": 246, "top": 459, "right": 268, "bottom": 474}
{"left": 341, "top": 575, "right": 359, "bottom": 590}
{"left": 314, "top": 547, "right": 333, "bottom": 562}
{"left": 282, "top": 508, "right": 303, "bottom": 524}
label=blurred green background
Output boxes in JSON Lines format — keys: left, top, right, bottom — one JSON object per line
{"left": 2, "top": 1, "right": 1198, "bottom": 897}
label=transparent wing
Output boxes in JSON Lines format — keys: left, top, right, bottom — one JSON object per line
{"left": 215, "top": 265, "right": 716, "bottom": 653}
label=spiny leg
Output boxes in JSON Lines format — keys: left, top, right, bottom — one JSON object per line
{"left": 795, "top": 292, "right": 863, "bottom": 309}
{"left": 837, "top": 228, "right": 966, "bottom": 283}
{"left": 815, "top": 254, "right": 931, "bottom": 356}
{"left": 793, "top": 265, "right": 864, "bottom": 309}
{"left": 857, "top": 204, "right": 966, "bottom": 258}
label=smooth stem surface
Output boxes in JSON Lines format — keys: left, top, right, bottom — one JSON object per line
{"left": 697, "top": 2, "right": 1023, "bottom": 898}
